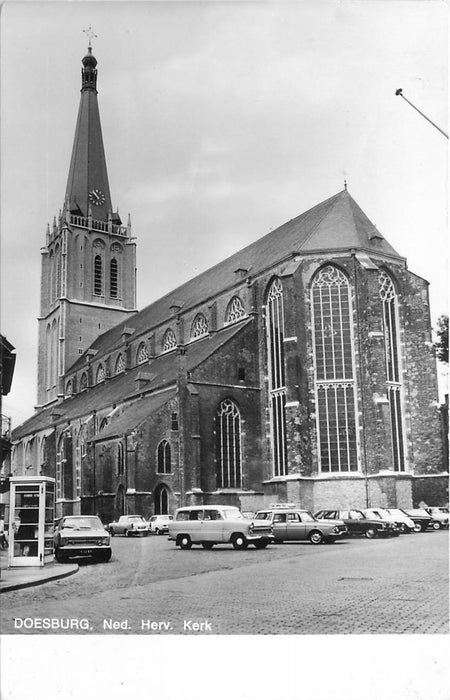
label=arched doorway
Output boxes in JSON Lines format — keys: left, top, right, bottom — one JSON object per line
{"left": 116, "top": 485, "right": 126, "bottom": 517}
{"left": 154, "top": 484, "right": 170, "bottom": 515}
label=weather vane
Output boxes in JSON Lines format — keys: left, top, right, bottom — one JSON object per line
{"left": 83, "top": 25, "right": 98, "bottom": 48}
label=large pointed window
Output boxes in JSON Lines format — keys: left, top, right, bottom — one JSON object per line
{"left": 94, "top": 255, "right": 103, "bottom": 295}
{"left": 379, "top": 271, "right": 405, "bottom": 471}
{"left": 311, "top": 265, "right": 359, "bottom": 472}
{"left": 215, "top": 399, "right": 242, "bottom": 488}
{"left": 265, "top": 279, "right": 287, "bottom": 477}
{"left": 110, "top": 258, "right": 118, "bottom": 298}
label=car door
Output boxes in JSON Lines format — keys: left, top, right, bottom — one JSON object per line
{"left": 187, "top": 509, "right": 204, "bottom": 543}
{"left": 200, "top": 509, "right": 224, "bottom": 541}
{"left": 348, "top": 510, "right": 366, "bottom": 535}
{"left": 271, "top": 512, "right": 287, "bottom": 540}
{"left": 285, "top": 512, "right": 306, "bottom": 540}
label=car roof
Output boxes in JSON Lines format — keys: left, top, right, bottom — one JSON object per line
{"left": 176, "top": 505, "right": 239, "bottom": 511}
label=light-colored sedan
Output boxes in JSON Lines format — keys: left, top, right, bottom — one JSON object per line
{"left": 148, "top": 514, "right": 173, "bottom": 534}
{"left": 108, "top": 515, "right": 149, "bottom": 537}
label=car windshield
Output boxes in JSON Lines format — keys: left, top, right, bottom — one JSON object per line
{"left": 127, "top": 516, "right": 144, "bottom": 522}
{"left": 369, "top": 511, "right": 382, "bottom": 520}
{"left": 222, "top": 508, "right": 244, "bottom": 520}
{"left": 62, "top": 517, "right": 102, "bottom": 530}
{"left": 254, "top": 512, "right": 271, "bottom": 520}
{"left": 301, "top": 512, "right": 316, "bottom": 521}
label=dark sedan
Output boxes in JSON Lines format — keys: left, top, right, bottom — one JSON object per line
{"left": 314, "top": 509, "right": 399, "bottom": 538}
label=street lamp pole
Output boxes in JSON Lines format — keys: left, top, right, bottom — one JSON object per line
{"left": 395, "top": 88, "right": 448, "bottom": 139}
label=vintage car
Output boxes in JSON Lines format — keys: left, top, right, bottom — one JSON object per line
{"left": 404, "top": 509, "right": 433, "bottom": 532}
{"left": 108, "top": 515, "right": 149, "bottom": 536}
{"left": 148, "top": 514, "right": 173, "bottom": 534}
{"left": 54, "top": 515, "right": 112, "bottom": 563}
{"left": 369, "top": 508, "right": 417, "bottom": 533}
{"left": 314, "top": 509, "right": 399, "bottom": 538}
{"left": 425, "top": 507, "right": 449, "bottom": 529}
{"left": 251, "top": 507, "right": 347, "bottom": 544}
{"left": 168, "top": 505, "right": 273, "bottom": 550}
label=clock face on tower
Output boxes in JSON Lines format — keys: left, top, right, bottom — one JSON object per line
{"left": 89, "top": 189, "right": 105, "bottom": 206}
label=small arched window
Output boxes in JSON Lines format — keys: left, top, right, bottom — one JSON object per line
{"left": 137, "top": 342, "right": 149, "bottom": 365}
{"left": 115, "top": 353, "right": 126, "bottom": 374}
{"left": 96, "top": 364, "right": 106, "bottom": 384}
{"left": 190, "top": 313, "right": 208, "bottom": 340}
{"left": 157, "top": 440, "right": 171, "bottom": 474}
{"left": 225, "top": 296, "right": 245, "bottom": 325}
{"left": 99, "top": 418, "right": 108, "bottom": 431}
{"left": 65, "top": 379, "right": 73, "bottom": 396}
{"left": 162, "top": 328, "right": 177, "bottom": 352}
{"left": 80, "top": 372, "right": 88, "bottom": 391}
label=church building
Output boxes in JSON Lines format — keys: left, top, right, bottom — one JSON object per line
{"left": 10, "top": 45, "right": 446, "bottom": 522}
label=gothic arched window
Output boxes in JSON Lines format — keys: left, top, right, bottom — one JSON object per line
{"left": 80, "top": 372, "right": 88, "bottom": 391}
{"left": 55, "top": 244, "right": 61, "bottom": 299}
{"left": 379, "top": 270, "right": 405, "bottom": 471}
{"left": 157, "top": 440, "right": 171, "bottom": 474}
{"left": 225, "top": 296, "right": 245, "bottom": 325}
{"left": 117, "top": 443, "right": 124, "bottom": 476}
{"left": 162, "top": 328, "right": 177, "bottom": 352}
{"left": 190, "top": 313, "right": 208, "bottom": 340}
{"left": 58, "top": 431, "right": 73, "bottom": 500}
{"left": 115, "top": 353, "right": 126, "bottom": 374}
{"left": 110, "top": 258, "right": 118, "bottom": 298}
{"left": 311, "top": 265, "right": 359, "bottom": 473}
{"left": 215, "top": 399, "right": 242, "bottom": 488}
{"left": 137, "top": 342, "right": 149, "bottom": 365}
{"left": 96, "top": 364, "right": 106, "bottom": 384}
{"left": 265, "top": 278, "right": 287, "bottom": 477}
{"left": 65, "top": 379, "right": 73, "bottom": 396}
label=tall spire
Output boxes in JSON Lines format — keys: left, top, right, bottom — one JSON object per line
{"left": 64, "top": 35, "right": 113, "bottom": 221}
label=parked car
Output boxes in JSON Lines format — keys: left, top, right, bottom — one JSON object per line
{"left": 425, "top": 507, "right": 449, "bottom": 530}
{"left": 148, "top": 514, "right": 173, "bottom": 534}
{"left": 168, "top": 505, "right": 273, "bottom": 550}
{"left": 251, "top": 506, "right": 347, "bottom": 544}
{"left": 54, "top": 515, "right": 112, "bottom": 563}
{"left": 403, "top": 509, "right": 433, "bottom": 532}
{"left": 363, "top": 508, "right": 415, "bottom": 534}
{"left": 108, "top": 515, "right": 149, "bottom": 537}
{"left": 314, "top": 509, "right": 399, "bottom": 538}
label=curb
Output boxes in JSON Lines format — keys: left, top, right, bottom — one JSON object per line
{"left": 0, "top": 564, "right": 79, "bottom": 593}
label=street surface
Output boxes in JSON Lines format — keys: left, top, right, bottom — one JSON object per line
{"left": 1, "top": 530, "right": 448, "bottom": 635}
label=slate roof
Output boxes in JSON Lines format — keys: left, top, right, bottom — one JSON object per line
{"left": 92, "top": 389, "right": 177, "bottom": 442}
{"left": 68, "top": 189, "right": 403, "bottom": 373}
{"left": 12, "top": 319, "right": 252, "bottom": 441}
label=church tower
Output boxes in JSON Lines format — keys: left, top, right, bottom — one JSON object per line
{"left": 37, "top": 40, "right": 137, "bottom": 408}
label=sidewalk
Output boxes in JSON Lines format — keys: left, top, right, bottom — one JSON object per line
{"left": 0, "top": 549, "right": 78, "bottom": 593}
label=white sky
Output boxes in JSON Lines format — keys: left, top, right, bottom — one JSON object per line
{"left": 1, "top": 0, "right": 448, "bottom": 427}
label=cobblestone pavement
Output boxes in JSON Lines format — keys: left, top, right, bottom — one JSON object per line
{"left": 1, "top": 530, "right": 448, "bottom": 635}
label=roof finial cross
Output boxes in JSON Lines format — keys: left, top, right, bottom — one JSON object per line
{"left": 83, "top": 25, "right": 98, "bottom": 48}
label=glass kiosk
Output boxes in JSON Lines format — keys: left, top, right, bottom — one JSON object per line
{"left": 8, "top": 476, "right": 55, "bottom": 567}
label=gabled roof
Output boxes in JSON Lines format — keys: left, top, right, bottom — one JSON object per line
{"left": 12, "top": 319, "right": 252, "bottom": 441}
{"left": 68, "top": 189, "right": 403, "bottom": 372}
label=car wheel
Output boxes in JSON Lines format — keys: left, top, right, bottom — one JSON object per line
{"left": 309, "top": 530, "right": 324, "bottom": 545}
{"left": 126, "top": 530, "right": 133, "bottom": 537}
{"left": 254, "top": 540, "right": 269, "bottom": 549}
{"left": 202, "top": 542, "right": 214, "bottom": 549}
{"left": 432, "top": 522, "right": 441, "bottom": 530}
{"left": 178, "top": 535, "right": 192, "bottom": 550}
{"left": 54, "top": 548, "right": 67, "bottom": 563}
{"left": 109, "top": 528, "right": 115, "bottom": 537}
{"left": 155, "top": 528, "right": 161, "bottom": 535}
{"left": 365, "top": 528, "right": 376, "bottom": 539}
{"left": 413, "top": 523, "right": 421, "bottom": 533}
{"left": 231, "top": 533, "right": 248, "bottom": 550}
{"left": 420, "top": 523, "right": 428, "bottom": 532}
{"left": 399, "top": 523, "right": 406, "bottom": 533}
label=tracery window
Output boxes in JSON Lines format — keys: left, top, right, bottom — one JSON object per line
{"left": 65, "top": 380, "right": 73, "bottom": 396}
{"left": 96, "top": 364, "right": 106, "bottom": 384}
{"left": 265, "top": 278, "right": 287, "bottom": 477}
{"left": 137, "top": 342, "right": 149, "bottom": 365}
{"left": 115, "top": 353, "right": 126, "bottom": 374}
{"left": 117, "top": 443, "right": 124, "bottom": 476}
{"left": 379, "top": 270, "right": 405, "bottom": 471}
{"left": 162, "top": 328, "right": 177, "bottom": 352}
{"left": 190, "top": 313, "right": 208, "bottom": 340}
{"left": 311, "top": 265, "right": 359, "bottom": 472}
{"left": 110, "top": 258, "right": 118, "bottom": 298}
{"left": 80, "top": 372, "right": 88, "bottom": 391}
{"left": 225, "top": 296, "right": 245, "bottom": 325}
{"left": 215, "top": 399, "right": 242, "bottom": 488}
{"left": 157, "top": 440, "right": 171, "bottom": 474}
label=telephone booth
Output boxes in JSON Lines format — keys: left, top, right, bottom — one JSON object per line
{"left": 8, "top": 476, "right": 55, "bottom": 567}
